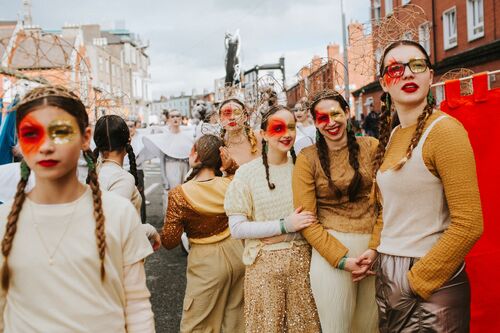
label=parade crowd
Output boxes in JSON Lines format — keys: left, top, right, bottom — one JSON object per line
{"left": 0, "top": 40, "right": 484, "bottom": 332}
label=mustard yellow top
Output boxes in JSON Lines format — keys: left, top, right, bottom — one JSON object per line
{"left": 292, "top": 136, "right": 379, "bottom": 267}
{"left": 371, "top": 110, "right": 483, "bottom": 300}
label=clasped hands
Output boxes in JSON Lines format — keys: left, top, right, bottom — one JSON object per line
{"left": 345, "top": 249, "right": 378, "bottom": 282}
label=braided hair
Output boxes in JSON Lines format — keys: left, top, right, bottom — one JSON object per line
{"left": 2, "top": 86, "right": 107, "bottom": 291}
{"left": 370, "top": 40, "right": 436, "bottom": 206}
{"left": 185, "top": 135, "right": 224, "bottom": 182}
{"left": 93, "top": 115, "right": 138, "bottom": 186}
{"left": 260, "top": 105, "right": 297, "bottom": 190}
{"left": 310, "top": 90, "right": 363, "bottom": 201}
{"left": 372, "top": 40, "right": 436, "bottom": 190}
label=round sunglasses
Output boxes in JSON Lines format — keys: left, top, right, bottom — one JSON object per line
{"left": 382, "top": 59, "right": 430, "bottom": 78}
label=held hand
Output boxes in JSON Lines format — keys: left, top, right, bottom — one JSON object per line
{"left": 151, "top": 232, "right": 161, "bottom": 251}
{"left": 219, "top": 147, "right": 234, "bottom": 172}
{"left": 351, "top": 249, "right": 378, "bottom": 282}
{"left": 261, "top": 234, "right": 287, "bottom": 245}
{"left": 285, "top": 207, "right": 317, "bottom": 232}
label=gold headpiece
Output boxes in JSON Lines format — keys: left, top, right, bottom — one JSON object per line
{"left": 16, "top": 85, "right": 81, "bottom": 110}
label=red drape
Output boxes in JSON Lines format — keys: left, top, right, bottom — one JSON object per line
{"left": 440, "top": 72, "right": 500, "bottom": 332}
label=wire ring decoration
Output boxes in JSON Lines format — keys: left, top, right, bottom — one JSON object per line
{"left": 1, "top": 29, "right": 132, "bottom": 122}
{"left": 439, "top": 68, "right": 475, "bottom": 95}
{"left": 348, "top": 4, "right": 431, "bottom": 78}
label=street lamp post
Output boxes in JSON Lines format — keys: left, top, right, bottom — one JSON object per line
{"left": 341, "top": 0, "right": 350, "bottom": 107}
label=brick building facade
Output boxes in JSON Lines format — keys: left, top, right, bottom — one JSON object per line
{"left": 353, "top": 0, "right": 499, "bottom": 116}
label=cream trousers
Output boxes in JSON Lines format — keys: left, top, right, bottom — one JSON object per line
{"left": 309, "top": 230, "right": 378, "bottom": 333}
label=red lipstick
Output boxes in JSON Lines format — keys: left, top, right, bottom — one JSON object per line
{"left": 38, "top": 160, "right": 59, "bottom": 167}
{"left": 401, "top": 82, "right": 419, "bottom": 93}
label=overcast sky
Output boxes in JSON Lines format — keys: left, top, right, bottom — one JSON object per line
{"left": 2, "top": 0, "right": 370, "bottom": 99}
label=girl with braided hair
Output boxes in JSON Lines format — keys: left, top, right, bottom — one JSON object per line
{"left": 218, "top": 98, "right": 261, "bottom": 176}
{"left": 224, "top": 105, "right": 320, "bottom": 332}
{"left": 93, "top": 114, "right": 160, "bottom": 250}
{"left": 354, "top": 40, "right": 483, "bottom": 331}
{"left": 161, "top": 134, "right": 244, "bottom": 333}
{"left": 292, "top": 89, "right": 379, "bottom": 333}
{"left": 0, "top": 85, "right": 155, "bottom": 332}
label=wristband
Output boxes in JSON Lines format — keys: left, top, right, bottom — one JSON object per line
{"left": 338, "top": 256, "right": 347, "bottom": 270}
{"left": 279, "top": 218, "right": 287, "bottom": 234}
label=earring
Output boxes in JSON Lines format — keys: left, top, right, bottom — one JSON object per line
{"left": 427, "top": 90, "right": 435, "bottom": 106}
{"left": 385, "top": 93, "right": 391, "bottom": 111}
{"left": 84, "top": 151, "right": 96, "bottom": 171}
{"left": 316, "top": 130, "right": 321, "bottom": 142}
{"left": 20, "top": 160, "right": 30, "bottom": 181}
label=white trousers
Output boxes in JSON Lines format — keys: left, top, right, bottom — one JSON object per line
{"left": 309, "top": 230, "right": 378, "bottom": 333}
{"left": 161, "top": 159, "right": 189, "bottom": 213}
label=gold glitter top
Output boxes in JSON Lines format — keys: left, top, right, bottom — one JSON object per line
{"left": 292, "top": 136, "right": 378, "bottom": 267}
{"left": 161, "top": 179, "right": 230, "bottom": 249}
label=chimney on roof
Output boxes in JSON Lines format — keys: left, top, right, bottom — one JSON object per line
{"left": 22, "top": 0, "right": 32, "bottom": 27}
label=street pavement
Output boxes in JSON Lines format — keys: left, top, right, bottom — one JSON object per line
{"left": 143, "top": 161, "right": 187, "bottom": 333}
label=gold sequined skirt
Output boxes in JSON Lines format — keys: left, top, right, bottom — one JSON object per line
{"left": 244, "top": 243, "right": 321, "bottom": 333}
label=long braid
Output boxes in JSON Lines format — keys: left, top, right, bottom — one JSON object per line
{"left": 261, "top": 140, "right": 276, "bottom": 190}
{"left": 290, "top": 146, "right": 297, "bottom": 164}
{"left": 316, "top": 129, "right": 342, "bottom": 199}
{"left": 370, "top": 92, "right": 393, "bottom": 205}
{"left": 84, "top": 149, "right": 106, "bottom": 281}
{"left": 1, "top": 166, "right": 30, "bottom": 291}
{"left": 220, "top": 128, "right": 226, "bottom": 143}
{"left": 346, "top": 124, "right": 362, "bottom": 202}
{"left": 245, "top": 126, "right": 258, "bottom": 154}
{"left": 87, "top": 148, "right": 98, "bottom": 184}
{"left": 125, "top": 143, "right": 139, "bottom": 186}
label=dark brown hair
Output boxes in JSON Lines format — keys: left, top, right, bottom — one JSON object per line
{"left": 310, "top": 91, "right": 362, "bottom": 201}
{"left": 2, "top": 87, "right": 106, "bottom": 291}
{"left": 219, "top": 98, "right": 258, "bottom": 154}
{"left": 185, "top": 134, "right": 224, "bottom": 182}
{"left": 260, "top": 105, "right": 297, "bottom": 190}
{"left": 93, "top": 115, "right": 138, "bottom": 186}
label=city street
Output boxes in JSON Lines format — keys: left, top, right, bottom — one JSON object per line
{"left": 142, "top": 161, "right": 187, "bottom": 333}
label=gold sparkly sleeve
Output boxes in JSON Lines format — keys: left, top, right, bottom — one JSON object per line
{"left": 293, "top": 151, "right": 348, "bottom": 267}
{"left": 161, "top": 187, "right": 184, "bottom": 250}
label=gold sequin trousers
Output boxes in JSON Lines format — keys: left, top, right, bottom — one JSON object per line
{"left": 244, "top": 243, "right": 321, "bottom": 333}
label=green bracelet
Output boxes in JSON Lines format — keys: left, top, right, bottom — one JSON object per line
{"left": 279, "top": 218, "right": 287, "bottom": 234}
{"left": 338, "top": 256, "right": 347, "bottom": 270}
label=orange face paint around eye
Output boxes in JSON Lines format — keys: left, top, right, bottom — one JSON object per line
{"left": 267, "top": 118, "right": 295, "bottom": 137}
{"left": 18, "top": 114, "right": 47, "bottom": 156}
{"left": 383, "top": 58, "right": 401, "bottom": 87}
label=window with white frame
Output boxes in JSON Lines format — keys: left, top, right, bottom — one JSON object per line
{"left": 402, "top": 31, "right": 413, "bottom": 41}
{"left": 373, "top": 0, "right": 381, "bottom": 22}
{"left": 385, "top": 0, "right": 393, "bottom": 16}
{"left": 443, "top": 7, "right": 458, "bottom": 50}
{"left": 467, "top": 0, "right": 484, "bottom": 41}
{"left": 402, "top": 0, "right": 411, "bottom": 5}
{"left": 419, "top": 22, "right": 431, "bottom": 55}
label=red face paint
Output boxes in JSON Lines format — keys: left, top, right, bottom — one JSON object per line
{"left": 383, "top": 58, "right": 401, "bottom": 87}
{"left": 18, "top": 115, "right": 47, "bottom": 156}
{"left": 266, "top": 118, "right": 295, "bottom": 137}
{"left": 315, "top": 111, "right": 331, "bottom": 126}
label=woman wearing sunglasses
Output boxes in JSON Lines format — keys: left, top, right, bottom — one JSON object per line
{"left": 355, "top": 40, "right": 483, "bottom": 331}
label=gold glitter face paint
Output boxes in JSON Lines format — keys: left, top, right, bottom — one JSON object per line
{"left": 315, "top": 107, "right": 345, "bottom": 126}
{"left": 47, "top": 119, "right": 77, "bottom": 145}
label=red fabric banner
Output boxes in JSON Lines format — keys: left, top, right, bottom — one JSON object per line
{"left": 440, "top": 72, "right": 500, "bottom": 332}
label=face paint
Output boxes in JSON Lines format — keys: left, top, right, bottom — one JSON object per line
{"left": 48, "top": 119, "right": 77, "bottom": 144}
{"left": 266, "top": 118, "right": 296, "bottom": 137}
{"left": 383, "top": 58, "right": 401, "bottom": 87}
{"left": 18, "top": 116, "right": 78, "bottom": 155}
{"left": 220, "top": 103, "right": 244, "bottom": 126}
{"left": 315, "top": 107, "right": 344, "bottom": 126}
{"left": 18, "top": 114, "right": 47, "bottom": 156}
